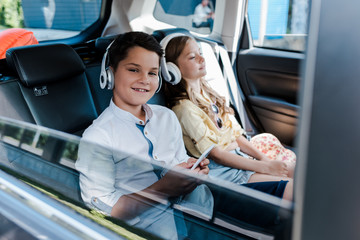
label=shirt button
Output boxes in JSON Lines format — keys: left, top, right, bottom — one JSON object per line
{"left": 139, "top": 121, "right": 143, "bottom": 124}
{"left": 145, "top": 131, "right": 148, "bottom": 135}
{"left": 154, "top": 155, "right": 158, "bottom": 160}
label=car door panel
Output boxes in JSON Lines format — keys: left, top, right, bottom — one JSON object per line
{"left": 236, "top": 48, "right": 303, "bottom": 146}
{"left": 249, "top": 96, "right": 299, "bottom": 146}
{"left": 246, "top": 69, "right": 299, "bottom": 104}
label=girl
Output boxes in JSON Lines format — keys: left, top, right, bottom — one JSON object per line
{"left": 163, "top": 34, "right": 296, "bottom": 186}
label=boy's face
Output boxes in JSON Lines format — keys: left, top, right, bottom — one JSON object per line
{"left": 112, "top": 46, "right": 160, "bottom": 111}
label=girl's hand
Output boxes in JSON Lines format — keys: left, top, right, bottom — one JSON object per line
{"left": 259, "top": 156, "right": 294, "bottom": 178}
{"left": 259, "top": 156, "right": 272, "bottom": 162}
{"left": 263, "top": 160, "right": 288, "bottom": 177}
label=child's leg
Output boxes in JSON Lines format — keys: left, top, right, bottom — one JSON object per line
{"left": 250, "top": 133, "right": 296, "bottom": 164}
{"left": 248, "top": 173, "right": 293, "bottom": 201}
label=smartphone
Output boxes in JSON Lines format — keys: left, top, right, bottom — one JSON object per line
{"left": 190, "top": 144, "right": 215, "bottom": 170}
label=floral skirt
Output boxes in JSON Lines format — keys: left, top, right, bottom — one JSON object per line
{"left": 250, "top": 133, "right": 296, "bottom": 164}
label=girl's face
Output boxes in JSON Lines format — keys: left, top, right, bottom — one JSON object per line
{"left": 112, "top": 46, "right": 160, "bottom": 112}
{"left": 176, "top": 39, "right": 206, "bottom": 82}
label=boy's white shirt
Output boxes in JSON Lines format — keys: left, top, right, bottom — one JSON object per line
{"left": 76, "top": 99, "right": 214, "bottom": 238}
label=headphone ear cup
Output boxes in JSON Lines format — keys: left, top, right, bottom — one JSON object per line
{"left": 100, "top": 70, "right": 107, "bottom": 89}
{"left": 156, "top": 74, "right": 162, "bottom": 93}
{"left": 100, "top": 51, "right": 109, "bottom": 89}
{"left": 100, "top": 39, "right": 115, "bottom": 90}
{"left": 160, "top": 56, "right": 171, "bottom": 82}
{"left": 166, "top": 62, "right": 181, "bottom": 85}
{"left": 106, "top": 68, "right": 115, "bottom": 90}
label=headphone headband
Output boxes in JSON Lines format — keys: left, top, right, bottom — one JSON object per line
{"left": 159, "top": 33, "right": 187, "bottom": 50}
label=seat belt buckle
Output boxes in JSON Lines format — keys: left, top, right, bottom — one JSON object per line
{"left": 246, "top": 134, "right": 252, "bottom": 141}
{"left": 242, "top": 132, "right": 253, "bottom": 141}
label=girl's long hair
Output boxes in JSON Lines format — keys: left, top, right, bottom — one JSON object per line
{"left": 163, "top": 36, "right": 233, "bottom": 119}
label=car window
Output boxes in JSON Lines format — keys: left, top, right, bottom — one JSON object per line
{"left": 247, "top": 0, "right": 309, "bottom": 51}
{"left": 0, "top": 117, "right": 291, "bottom": 239}
{"left": 153, "top": 0, "right": 216, "bottom": 35}
{"left": 0, "top": 0, "right": 102, "bottom": 42}
{"left": 0, "top": 118, "right": 157, "bottom": 238}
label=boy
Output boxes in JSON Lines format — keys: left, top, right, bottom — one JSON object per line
{"left": 75, "top": 31, "right": 211, "bottom": 240}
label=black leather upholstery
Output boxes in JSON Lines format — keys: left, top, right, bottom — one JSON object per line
{"left": 6, "top": 44, "right": 85, "bottom": 87}
{"left": 94, "top": 35, "right": 116, "bottom": 53}
{"left": 152, "top": 28, "right": 191, "bottom": 42}
{"left": 85, "top": 63, "right": 113, "bottom": 115}
{"left": 5, "top": 44, "right": 97, "bottom": 135}
{"left": 0, "top": 79, "right": 35, "bottom": 123}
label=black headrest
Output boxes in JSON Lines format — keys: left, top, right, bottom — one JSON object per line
{"left": 6, "top": 43, "right": 85, "bottom": 87}
{"left": 152, "top": 28, "right": 191, "bottom": 42}
{"left": 95, "top": 35, "right": 118, "bottom": 52}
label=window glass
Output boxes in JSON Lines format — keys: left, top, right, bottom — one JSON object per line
{"left": 154, "top": 0, "right": 216, "bottom": 35}
{"left": 0, "top": 117, "right": 292, "bottom": 239}
{"left": 0, "top": 0, "right": 102, "bottom": 42}
{"left": 247, "top": 0, "right": 309, "bottom": 51}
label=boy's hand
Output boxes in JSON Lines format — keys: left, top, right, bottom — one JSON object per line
{"left": 187, "top": 157, "right": 210, "bottom": 175}
{"left": 158, "top": 163, "right": 198, "bottom": 197}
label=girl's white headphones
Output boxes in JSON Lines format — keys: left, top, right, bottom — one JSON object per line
{"left": 159, "top": 33, "right": 187, "bottom": 85}
{"left": 99, "top": 39, "right": 162, "bottom": 93}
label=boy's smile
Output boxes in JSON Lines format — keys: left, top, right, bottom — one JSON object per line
{"left": 132, "top": 88, "right": 149, "bottom": 92}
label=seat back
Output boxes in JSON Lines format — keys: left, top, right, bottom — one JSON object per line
{"left": 0, "top": 78, "right": 35, "bottom": 123}
{"left": 6, "top": 43, "right": 98, "bottom": 135}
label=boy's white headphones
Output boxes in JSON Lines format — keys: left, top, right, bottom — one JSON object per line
{"left": 159, "top": 33, "right": 187, "bottom": 85}
{"left": 100, "top": 40, "right": 115, "bottom": 90}
{"left": 99, "top": 39, "right": 162, "bottom": 93}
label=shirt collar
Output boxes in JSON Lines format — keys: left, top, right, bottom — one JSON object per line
{"left": 110, "top": 99, "right": 154, "bottom": 125}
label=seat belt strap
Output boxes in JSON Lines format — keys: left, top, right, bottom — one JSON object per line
{"left": 218, "top": 46, "right": 255, "bottom": 138}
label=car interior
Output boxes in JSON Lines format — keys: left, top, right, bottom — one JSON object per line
{"left": 1, "top": 26, "right": 294, "bottom": 239}
{"left": 0, "top": 0, "right": 307, "bottom": 239}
